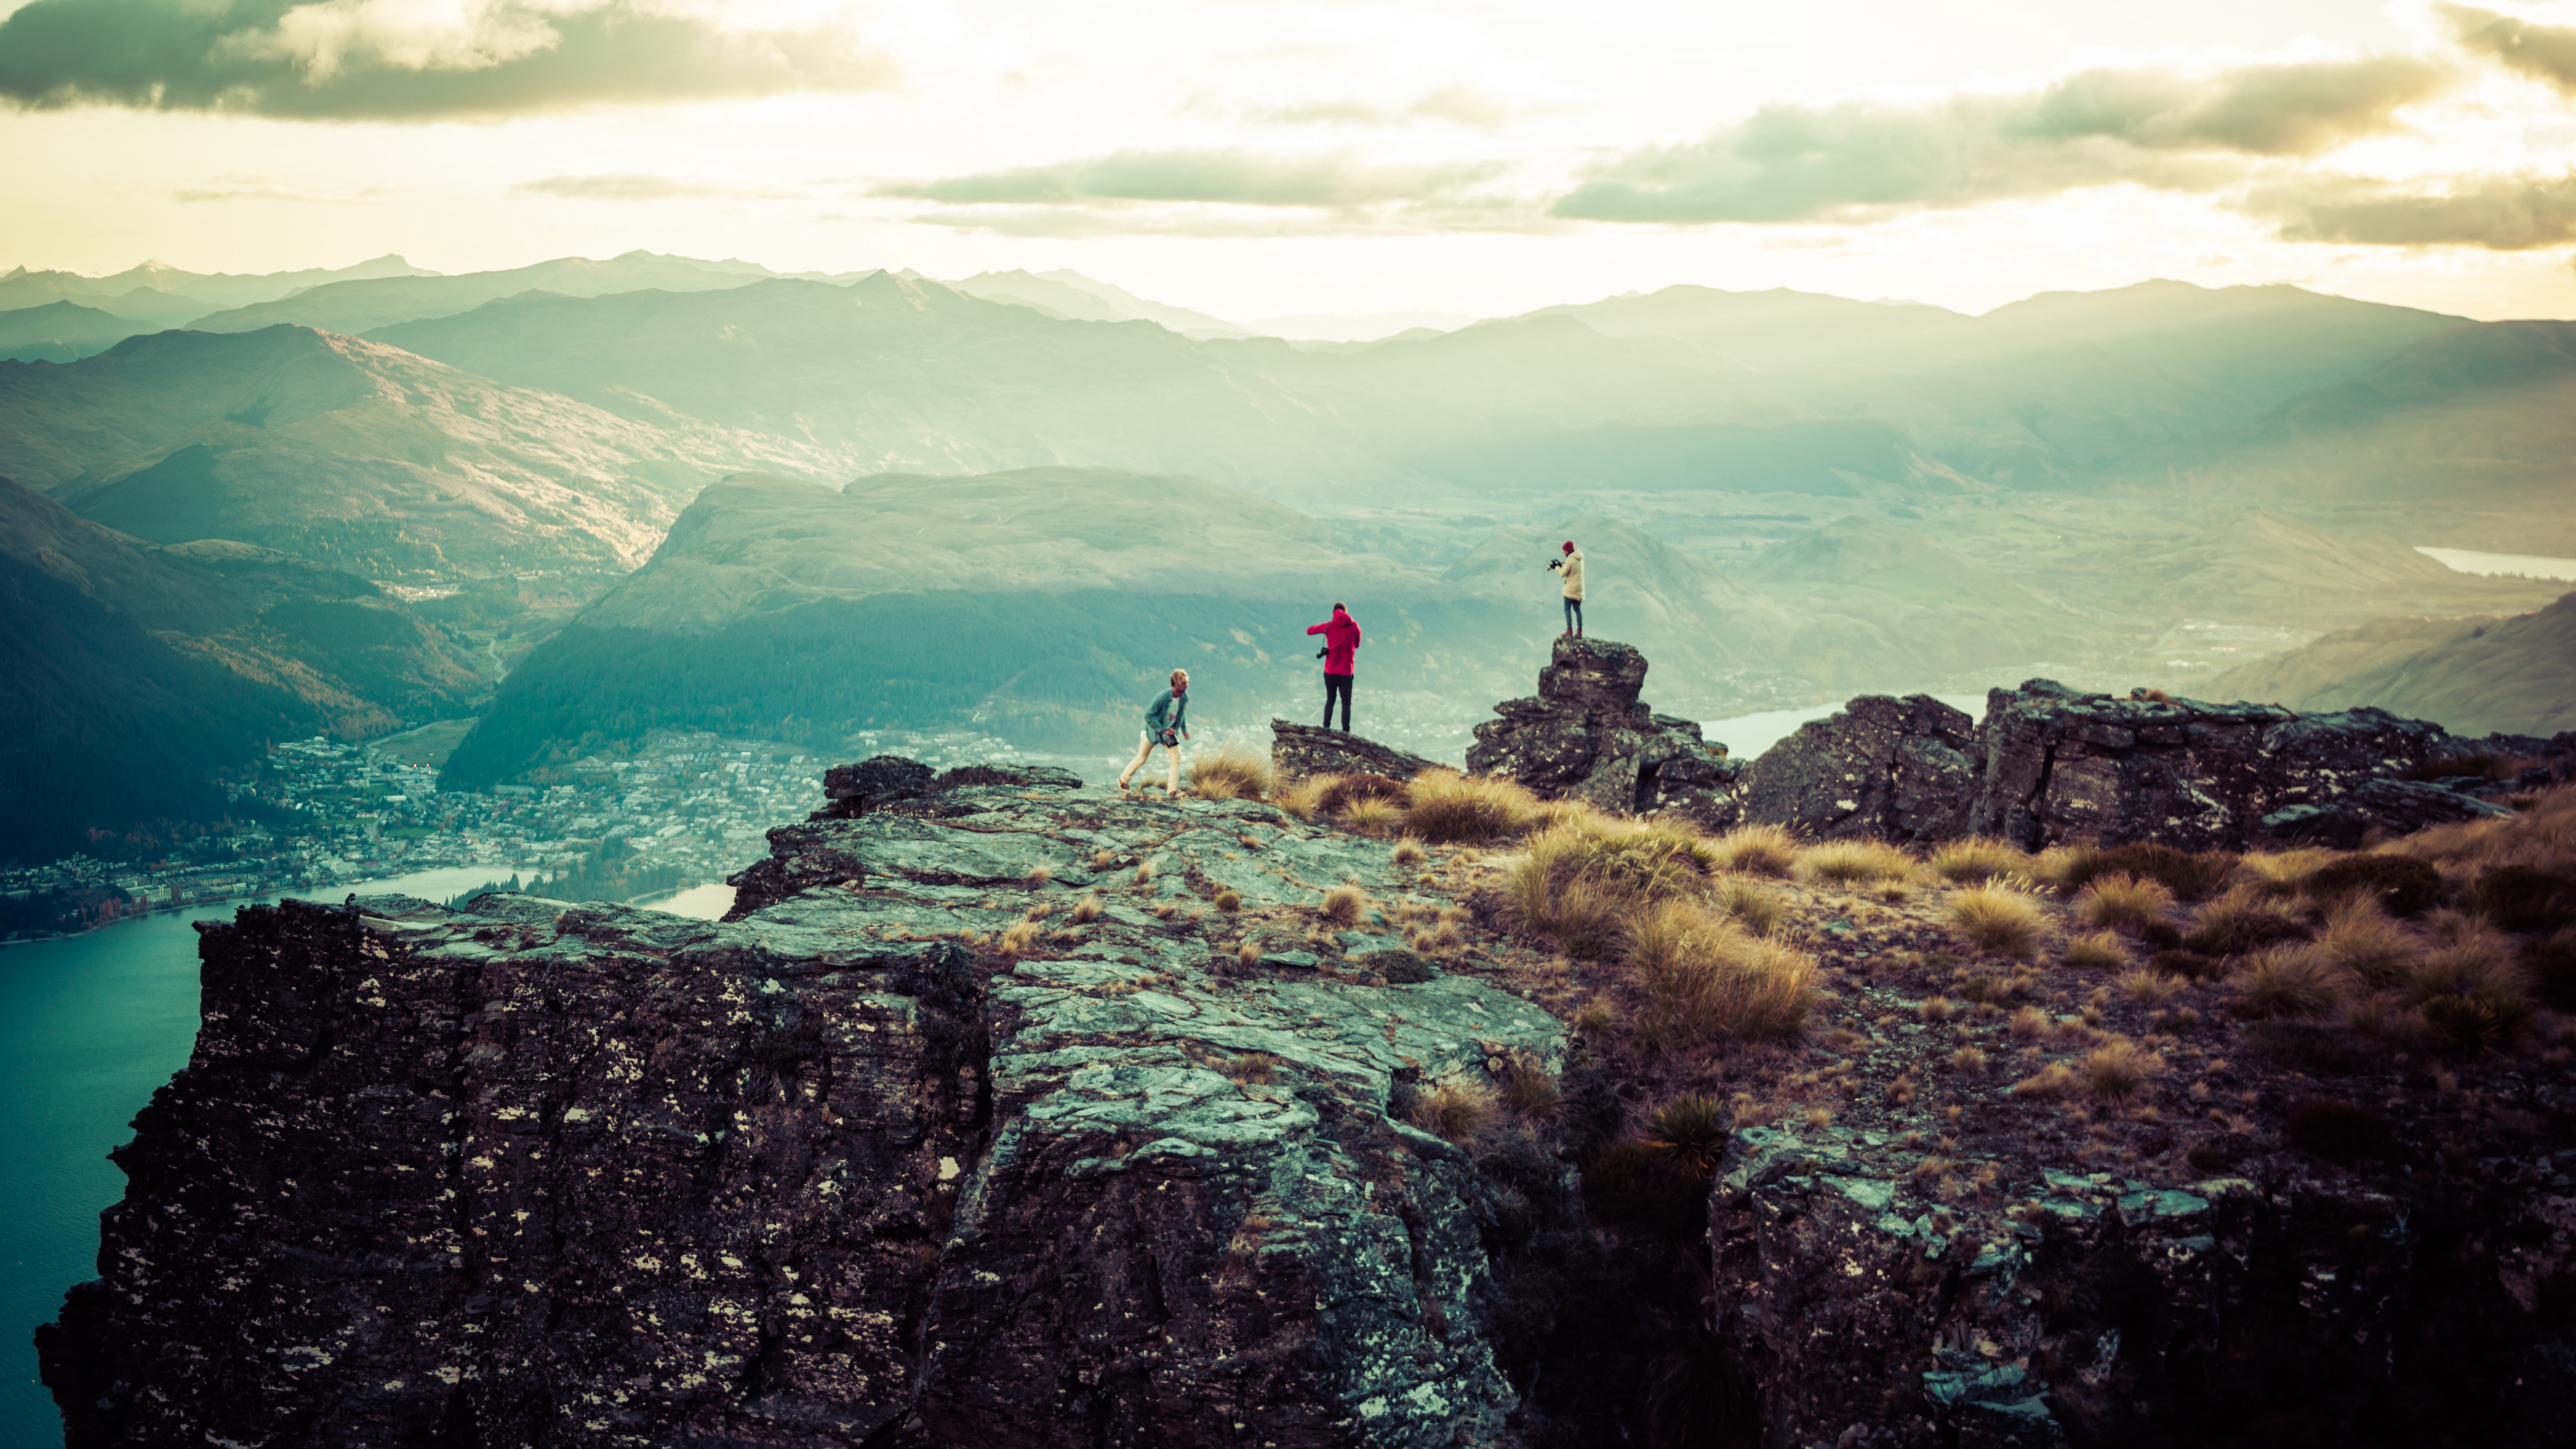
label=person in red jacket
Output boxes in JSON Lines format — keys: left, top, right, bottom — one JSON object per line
{"left": 1306, "top": 602, "right": 1362, "bottom": 732}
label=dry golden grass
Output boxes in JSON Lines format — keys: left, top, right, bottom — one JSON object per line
{"left": 1947, "top": 883, "right": 2048, "bottom": 959}
{"left": 2081, "top": 1039, "right": 2156, "bottom": 1100}
{"left": 1625, "top": 897, "right": 1819, "bottom": 1051}
{"left": 1319, "top": 884, "right": 1367, "bottom": 925}
{"left": 1714, "top": 878, "right": 1784, "bottom": 935}
{"left": 2240, "top": 946, "right": 2343, "bottom": 1018}
{"left": 1503, "top": 860, "right": 1626, "bottom": 952}
{"left": 1189, "top": 746, "right": 1275, "bottom": 801}
{"left": 2117, "top": 969, "right": 2188, "bottom": 1005}
{"left": 1919, "top": 996, "right": 1956, "bottom": 1023}
{"left": 1071, "top": 894, "right": 1104, "bottom": 924}
{"left": 1392, "top": 837, "right": 1428, "bottom": 866}
{"left": 1134, "top": 859, "right": 1158, "bottom": 886}
{"left": 1236, "top": 939, "right": 1263, "bottom": 970}
{"left": 1929, "top": 837, "right": 2031, "bottom": 885}
{"left": 1025, "top": 863, "right": 1054, "bottom": 884}
{"left": 1272, "top": 774, "right": 1335, "bottom": 822}
{"left": 1500, "top": 817, "right": 1720, "bottom": 950}
{"left": 2308, "top": 898, "right": 2420, "bottom": 987}
{"left": 1949, "top": 1045, "right": 1990, "bottom": 1074}
{"left": 1708, "top": 823, "right": 1800, "bottom": 876}
{"left": 2240, "top": 848, "right": 2339, "bottom": 890}
{"left": 2010, "top": 1061, "right": 2083, "bottom": 1099}
{"left": 2409, "top": 910, "right": 2532, "bottom": 1003}
{"left": 2063, "top": 930, "right": 2130, "bottom": 971}
{"left": 2008, "top": 1005, "right": 2049, "bottom": 1040}
{"left": 2032, "top": 844, "right": 2104, "bottom": 894}
{"left": 998, "top": 920, "right": 1041, "bottom": 956}
{"left": 2075, "top": 873, "right": 2175, "bottom": 932}
{"left": 1214, "top": 889, "right": 1243, "bottom": 913}
{"left": 2398, "top": 780, "right": 2576, "bottom": 874}
{"left": 2183, "top": 885, "right": 2311, "bottom": 956}
{"left": 1573, "top": 997, "right": 1617, "bottom": 1035}
{"left": 1407, "top": 1078, "right": 1496, "bottom": 1142}
{"left": 1402, "top": 769, "right": 1544, "bottom": 843}
{"left": 1342, "top": 796, "right": 1405, "bottom": 836}
{"left": 1493, "top": 1055, "right": 1561, "bottom": 1120}
{"left": 1797, "top": 839, "right": 1916, "bottom": 887}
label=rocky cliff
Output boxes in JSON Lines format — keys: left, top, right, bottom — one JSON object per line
{"left": 1465, "top": 638, "right": 1743, "bottom": 826}
{"left": 40, "top": 769, "right": 1564, "bottom": 1448}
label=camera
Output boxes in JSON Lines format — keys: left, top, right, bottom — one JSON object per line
{"left": 1546, "top": 558, "right": 1563, "bottom": 572}
{"left": 1317, "top": 646, "right": 1329, "bottom": 658}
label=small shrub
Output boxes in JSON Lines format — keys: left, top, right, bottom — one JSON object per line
{"left": 1222, "top": 1051, "right": 1279, "bottom": 1084}
{"left": 2008, "top": 1005, "right": 2049, "bottom": 1039}
{"left": 1930, "top": 837, "right": 2030, "bottom": 884}
{"left": 1320, "top": 884, "right": 1367, "bottom": 925}
{"left": 2081, "top": 1040, "right": 2156, "bottom": 1100}
{"left": 2117, "top": 969, "right": 2187, "bottom": 1005}
{"left": 1359, "top": 948, "right": 1437, "bottom": 984}
{"left": 2184, "top": 886, "right": 2312, "bottom": 956}
{"left": 1213, "top": 889, "right": 1243, "bottom": 913}
{"left": 2063, "top": 931, "right": 2130, "bottom": 971}
{"left": 1798, "top": 839, "right": 1915, "bottom": 887}
{"left": 2422, "top": 990, "right": 2535, "bottom": 1055}
{"left": 1494, "top": 1056, "right": 1561, "bottom": 1120}
{"left": 1708, "top": 823, "right": 1799, "bottom": 876}
{"left": 2239, "top": 946, "right": 2343, "bottom": 1018}
{"left": 1949, "top": 1045, "right": 1989, "bottom": 1074}
{"left": 1628, "top": 898, "right": 1819, "bottom": 1050}
{"left": 2468, "top": 864, "right": 2576, "bottom": 934}
{"left": 2075, "top": 873, "right": 2175, "bottom": 932}
{"left": 1189, "top": 746, "right": 1275, "bottom": 802}
{"left": 1392, "top": 837, "right": 1428, "bottom": 866}
{"left": 1402, "top": 769, "right": 1542, "bottom": 843}
{"left": 1643, "top": 1094, "right": 1732, "bottom": 1171}
{"left": 1946, "top": 883, "right": 2048, "bottom": 959}
{"left": 1342, "top": 796, "right": 1405, "bottom": 836}
{"left": 1407, "top": 1078, "right": 1496, "bottom": 1142}
{"left": 1920, "top": 996, "right": 1957, "bottom": 1023}
{"left": 2286, "top": 1098, "right": 2397, "bottom": 1165}
{"left": 1072, "top": 894, "right": 1104, "bottom": 923}
{"left": 2303, "top": 852, "right": 2446, "bottom": 918}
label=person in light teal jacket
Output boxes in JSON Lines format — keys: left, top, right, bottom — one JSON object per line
{"left": 1117, "top": 669, "right": 1191, "bottom": 796}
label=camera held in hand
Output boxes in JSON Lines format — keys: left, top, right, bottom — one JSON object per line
{"left": 1546, "top": 557, "right": 1564, "bottom": 572}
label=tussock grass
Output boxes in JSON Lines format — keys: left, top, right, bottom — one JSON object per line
{"left": 1402, "top": 769, "right": 1543, "bottom": 843}
{"left": 1319, "top": 884, "right": 1367, "bottom": 925}
{"left": 2008, "top": 1005, "right": 2049, "bottom": 1039}
{"left": 2076, "top": 873, "right": 2175, "bottom": 932}
{"left": 1797, "top": 839, "right": 1916, "bottom": 887}
{"left": 2241, "top": 848, "right": 2338, "bottom": 890}
{"left": 1494, "top": 1055, "right": 1561, "bottom": 1120}
{"left": 1189, "top": 746, "right": 1275, "bottom": 802}
{"left": 1391, "top": 837, "right": 1428, "bottom": 866}
{"left": 2308, "top": 898, "right": 2419, "bottom": 987}
{"left": 1341, "top": 796, "right": 1405, "bottom": 836}
{"left": 2081, "top": 1040, "right": 2156, "bottom": 1100}
{"left": 1273, "top": 775, "right": 1334, "bottom": 822}
{"left": 998, "top": 920, "right": 1041, "bottom": 956}
{"left": 1929, "top": 837, "right": 2031, "bottom": 885}
{"left": 2063, "top": 931, "right": 2130, "bottom": 971}
{"left": 1626, "top": 898, "right": 1819, "bottom": 1051}
{"left": 2410, "top": 911, "right": 2531, "bottom": 1003}
{"left": 2184, "top": 885, "right": 2311, "bottom": 956}
{"left": 1919, "top": 996, "right": 1956, "bottom": 1022}
{"left": 2010, "top": 1062, "right": 2083, "bottom": 1100}
{"left": 1500, "top": 816, "right": 1721, "bottom": 952}
{"left": 1949, "top": 1045, "right": 1989, "bottom": 1074}
{"left": 2303, "top": 852, "right": 2446, "bottom": 918}
{"left": 2032, "top": 844, "right": 2103, "bottom": 894}
{"left": 1213, "top": 889, "right": 1243, "bottom": 913}
{"left": 2240, "top": 946, "right": 2343, "bottom": 1019}
{"left": 1708, "top": 824, "right": 1799, "bottom": 877}
{"left": 2117, "top": 969, "right": 2188, "bottom": 1005}
{"left": 1407, "top": 1078, "right": 1496, "bottom": 1142}
{"left": 1947, "top": 883, "right": 2048, "bottom": 959}
{"left": 2058, "top": 842, "right": 2241, "bottom": 902}
{"left": 1713, "top": 878, "right": 1784, "bottom": 936}
{"left": 1641, "top": 1094, "right": 1732, "bottom": 1170}
{"left": 1071, "top": 894, "right": 1104, "bottom": 923}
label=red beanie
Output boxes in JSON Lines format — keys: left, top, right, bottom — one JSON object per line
{"left": 1562, "top": 540, "right": 1574, "bottom": 553}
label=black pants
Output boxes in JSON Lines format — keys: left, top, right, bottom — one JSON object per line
{"left": 1323, "top": 673, "right": 1353, "bottom": 731}
{"left": 1564, "top": 597, "right": 1583, "bottom": 634}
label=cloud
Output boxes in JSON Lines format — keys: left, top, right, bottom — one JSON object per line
{"left": 1553, "top": 55, "right": 2447, "bottom": 223}
{"left": 0, "top": 0, "right": 892, "bottom": 121}
{"left": 509, "top": 172, "right": 800, "bottom": 200}
{"left": 2438, "top": 4, "right": 2576, "bottom": 94}
{"left": 876, "top": 149, "right": 1507, "bottom": 210}
{"left": 2251, "top": 171, "right": 2576, "bottom": 250}
{"left": 1253, "top": 83, "right": 1523, "bottom": 130}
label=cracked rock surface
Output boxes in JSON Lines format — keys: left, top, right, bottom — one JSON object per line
{"left": 40, "top": 776, "right": 1561, "bottom": 1448}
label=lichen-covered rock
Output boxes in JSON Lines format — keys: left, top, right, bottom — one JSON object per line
{"left": 1736, "top": 695, "right": 1980, "bottom": 844}
{"left": 2262, "top": 776, "right": 2513, "bottom": 848}
{"left": 1271, "top": 719, "right": 1444, "bottom": 782}
{"left": 817, "top": 753, "right": 939, "bottom": 817}
{"left": 42, "top": 779, "right": 1563, "bottom": 1449}
{"left": 1467, "top": 638, "right": 1743, "bottom": 827}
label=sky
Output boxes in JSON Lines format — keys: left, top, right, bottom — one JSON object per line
{"left": 2, "top": 0, "right": 2575, "bottom": 322}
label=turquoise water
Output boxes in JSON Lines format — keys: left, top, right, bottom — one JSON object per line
{"left": 0, "top": 866, "right": 529, "bottom": 1448}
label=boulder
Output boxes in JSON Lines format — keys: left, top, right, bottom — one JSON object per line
{"left": 814, "top": 753, "right": 937, "bottom": 818}
{"left": 2262, "top": 777, "right": 2513, "bottom": 849}
{"left": 1269, "top": 719, "right": 1444, "bottom": 782}
{"left": 1466, "top": 637, "right": 1744, "bottom": 826}
{"left": 1736, "top": 694, "right": 1980, "bottom": 844}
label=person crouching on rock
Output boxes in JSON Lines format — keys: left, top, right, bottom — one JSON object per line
{"left": 1307, "top": 601, "right": 1362, "bottom": 733}
{"left": 1548, "top": 540, "right": 1585, "bottom": 638}
{"left": 1118, "top": 669, "right": 1191, "bottom": 797}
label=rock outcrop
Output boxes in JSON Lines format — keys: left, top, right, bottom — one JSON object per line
{"left": 1735, "top": 694, "right": 1981, "bottom": 845}
{"left": 41, "top": 769, "right": 1562, "bottom": 1448}
{"left": 1466, "top": 638, "right": 1743, "bottom": 826}
{"left": 1269, "top": 719, "right": 1443, "bottom": 782}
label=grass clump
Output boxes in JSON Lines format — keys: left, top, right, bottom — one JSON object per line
{"left": 1501, "top": 816, "right": 1720, "bottom": 954}
{"left": 2064, "top": 842, "right": 2240, "bottom": 902}
{"left": 1713, "top": 878, "right": 1784, "bottom": 935}
{"left": 1391, "top": 837, "right": 1428, "bottom": 866}
{"left": 1341, "top": 796, "right": 1405, "bottom": 836}
{"left": 2304, "top": 852, "right": 2446, "bottom": 918}
{"left": 2239, "top": 946, "right": 2343, "bottom": 1019}
{"left": 2117, "top": 969, "right": 2187, "bottom": 1005}
{"left": 1929, "top": 837, "right": 2030, "bottom": 885}
{"left": 2467, "top": 863, "right": 2576, "bottom": 934}
{"left": 1946, "top": 883, "right": 2048, "bottom": 959}
{"left": 2307, "top": 898, "right": 2419, "bottom": 987}
{"left": 1797, "top": 839, "right": 1915, "bottom": 887}
{"left": 1319, "top": 884, "right": 1367, "bottom": 925}
{"left": 1189, "top": 746, "right": 1275, "bottom": 802}
{"left": 1707, "top": 823, "right": 1799, "bottom": 876}
{"left": 2010, "top": 1061, "right": 2083, "bottom": 1100}
{"left": 2080, "top": 1039, "right": 2156, "bottom": 1100}
{"left": 1627, "top": 898, "right": 1820, "bottom": 1051}
{"left": 1272, "top": 775, "right": 1334, "bottom": 822}
{"left": 1071, "top": 894, "right": 1104, "bottom": 923}
{"left": 1213, "top": 889, "right": 1243, "bottom": 913}
{"left": 2075, "top": 873, "right": 2175, "bottom": 932}
{"left": 2063, "top": 930, "right": 2130, "bottom": 971}
{"left": 1402, "top": 769, "right": 1543, "bottom": 843}
{"left": 1406, "top": 1078, "right": 1496, "bottom": 1142}
{"left": 2184, "top": 886, "right": 2312, "bottom": 956}
{"left": 1493, "top": 1055, "right": 1561, "bottom": 1120}
{"left": 1641, "top": 1094, "right": 1732, "bottom": 1171}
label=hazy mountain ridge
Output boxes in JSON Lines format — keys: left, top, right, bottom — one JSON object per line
{"left": 0, "top": 300, "right": 152, "bottom": 363}
{"left": 190, "top": 251, "right": 791, "bottom": 336}
{"left": 2206, "top": 591, "right": 2576, "bottom": 737}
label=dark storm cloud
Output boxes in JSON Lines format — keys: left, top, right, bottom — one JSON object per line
{"left": 876, "top": 149, "right": 1505, "bottom": 209}
{"left": 2438, "top": 4, "right": 2576, "bottom": 94}
{"left": 0, "top": 0, "right": 892, "bottom": 121}
{"left": 1552, "top": 55, "right": 2447, "bottom": 224}
{"left": 2252, "top": 171, "right": 2576, "bottom": 250}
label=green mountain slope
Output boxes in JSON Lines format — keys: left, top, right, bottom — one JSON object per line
{"left": 2206, "top": 592, "right": 2576, "bottom": 737}
{"left": 0, "top": 300, "right": 150, "bottom": 362}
